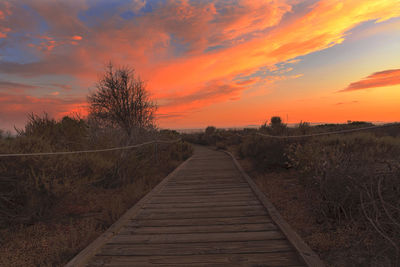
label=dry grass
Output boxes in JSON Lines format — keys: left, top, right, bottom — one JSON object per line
{"left": 0, "top": 157, "right": 184, "bottom": 266}
{"left": 0, "top": 114, "right": 193, "bottom": 266}
{"left": 237, "top": 155, "right": 396, "bottom": 267}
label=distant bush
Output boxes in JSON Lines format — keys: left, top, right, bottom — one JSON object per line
{"left": 183, "top": 126, "right": 225, "bottom": 147}
{"left": 238, "top": 135, "right": 292, "bottom": 170}
{"left": 260, "top": 116, "right": 287, "bottom": 136}
{"left": 205, "top": 126, "right": 216, "bottom": 135}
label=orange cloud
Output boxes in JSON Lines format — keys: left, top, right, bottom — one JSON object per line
{"left": 149, "top": 0, "right": 400, "bottom": 96}
{"left": 236, "top": 79, "right": 258, "bottom": 86}
{"left": 160, "top": 80, "right": 245, "bottom": 111}
{"left": 0, "top": 92, "right": 87, "bottom": 129}
{"left": 341, "top": 69, "right": 400, "bottom": 92}
{"left": 71, "top": 35, "right": 82, "bottom": 40}
{"left": 0, "top": 2, "right": 14, "bottom": 39}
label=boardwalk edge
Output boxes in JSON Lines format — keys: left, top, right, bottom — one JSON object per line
{"left": 223, "top": 150, "right": 326, "bottom": 267}
{"left": 65, "top": 155, "right": 193, "bottom": 267}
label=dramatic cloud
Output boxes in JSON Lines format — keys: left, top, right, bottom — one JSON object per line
{"left": 341, "top": 69, "right": 400, "bottom": 92}
{"left": 0, "top": 0, "right": 399, "bottom": 129}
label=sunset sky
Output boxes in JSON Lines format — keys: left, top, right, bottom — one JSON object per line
{"left": 0, "top": 0, "right": 399, "bottom": 130}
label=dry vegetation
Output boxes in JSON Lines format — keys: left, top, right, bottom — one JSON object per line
{"left": 183, "top": 119, "right": 400, "bottom": 267}
{"left": 0, "top": 64, "right": 194, "bottom": 266}
{"left": 0, "top": 114, "right": 192, "bottom": 266}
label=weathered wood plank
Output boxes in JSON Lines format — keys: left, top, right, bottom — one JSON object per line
{"left": 157, "top": 192, "right": 254, "bottom": 199}
{"left": 159, "top": 189, "right": 253, "bottom": 195}
{"left": 128, "top": 216, "right": 273, "bottom": 227}
{"left": 119, "top": 223, "right": 277, "bottom": 234}
{"left": 143, "top": 201, "right": 260, "bottom": 209}
{"left": 166, "top": 179, "right": 244, "bottom": 184}
{"left": 140, "top": 205, "right": 264, "bottom": 214}
{"left": 162, "top": 184, "right": 250, "bottom": 190}
{"left": 98, "top": 240, "right": 293, "bottom": 256}
{"left": 137, "top": 209, "right": 267, "bottom": 220}
{"left": 149, "top": 195, "right": 258, "bottom": 204}
{"left": 165, "top": 182, "right": 248, "bottom": 187}
{"left": 88, "top": 252, "right": 302, "bottom": 266}
{"left": 109, "top": 231, "right": 285, "bottom": 244}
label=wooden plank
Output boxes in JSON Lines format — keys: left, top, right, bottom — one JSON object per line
{"left": 171, "top": 174, "right": 240, "bottom": 178}
{"left": 148, "top": 198, "right": 258, "bottom": 205}
{"left": 175, "top": 172, "right": 240, "bottom": 177}
{"left": 88, "top": 252, "right": 302, "bottom": 266}
{"left": 98, "top": 240, "right": 293, "bottom": 256}
{"left": 128, "top": 216, "right": 273, "bottom": 227}
{"left": 167, "top": 179, "right": 244, "bottom": 184}
{"left": 139, "top": 205, "right": 265, "bottom": 214}
{"left": 119, "top": 223, "right": 277, "bottom": 234}
{"left": 167, "top": 179, "right": 245, "bottom": 183}
{"left": 159, "top": 188, "right": 253, "bottom": 195}
{"left": 65, "top": 156, "right": 194, "bottom": 267}
{"left": 159, "top": 188, "right": 253, "bottom": 193}
{"left": 137, "top": 209, "right": 267, "bottom": 220}
{"left": 165, "top": 182, "right": 248, "bottom": 187}
{"left": 109, "top": 231, "right": 285, "bottom": 244}
{"left": 162, "top": 184, "right": 249, "bottom": 190}
{"left": 162, "top": 185, "right": 251, "bottom": 190}
{"left": 149, "top": 195, "right": 258, "bottom": 204}
{"left": 157, "top": 192, "right": 254, "bottom": 198}
{"left": 224, "top": 150, "right": 325, "bottom": 267}
{"left": 143, "top": 201, "right": 261, "bottom": 209}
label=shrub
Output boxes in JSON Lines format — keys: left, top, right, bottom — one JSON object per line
{"left": 0, "top": 114, "right": 192, "bottom": 228}
{"left": 239, "top": 134, "right": 292, "bottom": 170}
{"left": 260, "top": 116, "right": 287, "bottom": 136}
{"left": 205, "top": 126, "right": 216, "bottom": 135}
{"left": 287, "top": 133, "right": 400, "bottom": 255}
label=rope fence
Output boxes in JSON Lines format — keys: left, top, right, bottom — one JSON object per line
{"left": 0, "top": 138, "right": 181, "bottom": 158}
{"left": 1, "top": 123, "right": 398, "bottom": 157}
{"left": 244, "top": 123, "right": 399, "bottom": 139}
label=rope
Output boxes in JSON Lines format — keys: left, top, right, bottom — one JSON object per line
{"left": 0, "top": 138, "right": 181, "bottom": 157}
{"left": 255, "top": 123, "right": 399, "bottom": 139}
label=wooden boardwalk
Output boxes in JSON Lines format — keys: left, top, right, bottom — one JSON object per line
{"left": 67, "top": 146, "right": 324, "bottom": 267}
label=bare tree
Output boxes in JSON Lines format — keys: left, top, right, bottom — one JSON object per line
{"left": 88, "top": 63, "right": 157, "bottom": 138}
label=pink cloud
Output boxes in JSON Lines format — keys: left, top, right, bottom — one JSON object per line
{"left": 341, "top": 69, "right": 400, "bottom": 92}
{"left": 71, "top": 35, "right": 82, "bottom": 40}
{"left": 0, "top": 2, "right": 11, "bottom": 38}
{"left": 161, "top": 80, "right": 245, "bottom": 110}
{"left": 235, "top": 79, "right": 259, "bottom": 86}
{"left": 0, "top": 92, "right": 87, "bottom": 130}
